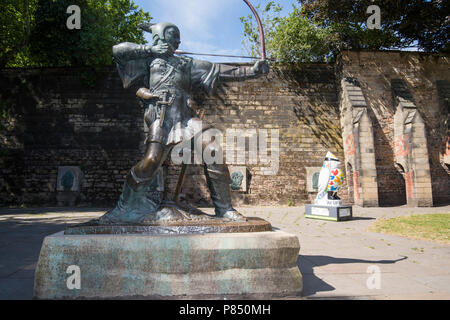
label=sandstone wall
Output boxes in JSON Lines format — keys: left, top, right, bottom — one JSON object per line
{"left": 0, "top": 63, "right": 344, "bottom": 207}
{"left": 338, "top": 51, "right": 449, "bottom": 206}
{"left": 1, "top": 51, "right": 448, "bottom": 208}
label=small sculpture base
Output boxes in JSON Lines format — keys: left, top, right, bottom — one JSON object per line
{"left": 34, "top": 229, "right": 302, "bottom": 299}
{"left": 305, "top": 204, "right": 352, "bottom": 221}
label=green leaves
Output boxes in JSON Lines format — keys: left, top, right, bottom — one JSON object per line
{"left": 0, "top": 0, "right": 38, "bottom": 67}
{"left": 1, "top": 0, "right": 152, "bottom": 68}
{"left": 269, "top": 7, "right": 334, "bottom": 63}
{"left": 299, "top": 0, "right": 449, "bottom": 53}
{"left": 241, "top": 2, "right": 334, "bottom": 63}
{"left": 241, "top": 0, "right": 449, "bottom": 64}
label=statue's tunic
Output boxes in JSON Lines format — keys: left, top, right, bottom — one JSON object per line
{"left": 113, "top": 42, "right": 220, "bottom": 146}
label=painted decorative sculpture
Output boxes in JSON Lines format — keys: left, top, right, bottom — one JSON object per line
{"left": 315, "top": 151, "right": 344, "bottom": 206}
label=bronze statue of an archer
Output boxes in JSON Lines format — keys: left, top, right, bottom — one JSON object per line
{"left": 99, "top": 22, "right": 269, "bottom": 224}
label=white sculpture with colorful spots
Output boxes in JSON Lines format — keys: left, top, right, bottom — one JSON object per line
{"left": 315, "top": 151, "right": 344, "bottom": 206}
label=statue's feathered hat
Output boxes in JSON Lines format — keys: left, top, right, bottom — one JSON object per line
{"left": 138, "top": 22, "right": 180, "bottom": 44}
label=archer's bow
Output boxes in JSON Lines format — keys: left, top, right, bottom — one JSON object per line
{"left": 140, "top": 0, "right": 268, "bottom": 61}
{"left": 243, "top": 0, "right": 266, "bottom": 60}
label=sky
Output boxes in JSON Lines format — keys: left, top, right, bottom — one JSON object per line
{"left": 133, "top": 0, "right": 294, "bottom": 62}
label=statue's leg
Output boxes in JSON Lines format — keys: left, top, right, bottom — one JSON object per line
{"left": 202, "top": 131, "right": 246, "bottom": 222}
{"left": 99, "top": 142, "right": 171, "bottom": 223}
{"left": 130, "top": 141, "right": 170, "bottom": 191}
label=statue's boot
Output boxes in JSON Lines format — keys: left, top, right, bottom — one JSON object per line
{"left": 204, "top": 163, "right": 247, "bottom": 222}
{"left": 99, "top": 170, "right": 184, "bottom": 224}
{"left": 98, "top": 186, "right": 146, "bottom": 224}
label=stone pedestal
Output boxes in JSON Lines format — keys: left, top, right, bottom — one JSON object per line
{"left": 34, "top": 229, "right": 302, "bottom": 299}
{"left": 305, "top": 204, "right": 352, "bottom": 221}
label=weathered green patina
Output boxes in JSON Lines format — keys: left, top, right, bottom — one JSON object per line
{"left": 98, "top": 21, "right": 269, "bottom": 225}
{"left": 34, "top": 230, "right": 302, "bottom": 299}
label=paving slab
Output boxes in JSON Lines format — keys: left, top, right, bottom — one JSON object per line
{"left": 0, "top": 205, "right": 449, "bottom": 299}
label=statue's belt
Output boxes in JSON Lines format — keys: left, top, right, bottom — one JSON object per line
{"left": 137, "top": 62, "right": 178, "bottom": 127}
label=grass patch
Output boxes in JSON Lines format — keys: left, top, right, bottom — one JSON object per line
{"left": 368, "top": 213, "right": 450, "bottom": 245}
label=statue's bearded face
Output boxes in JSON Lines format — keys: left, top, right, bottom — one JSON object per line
{"left": 164, "top": 27, "right": 181, "bottom": 52}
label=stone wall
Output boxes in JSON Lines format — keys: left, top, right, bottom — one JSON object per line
{"left": 1, "top": 51, "right": 448, "bottom": 208}
{"left": 0, "top": 68, "right": 144, "bottom": 206}
{"left": 175, "top": 64, "right": 344, "bottom": 207}
{"left": 0, "top": 63, "right": 344, "bottom": 207}
{"left": 338, "top": 51, "right": 450, "bottom": 206}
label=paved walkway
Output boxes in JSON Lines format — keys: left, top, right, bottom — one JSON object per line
{"left": 0, "top": 205, "right": 449, "bottom": 299}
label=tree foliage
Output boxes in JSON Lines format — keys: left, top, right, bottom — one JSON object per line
{"left": 0, "top": 0, "right": 38, "bottom": 68}
{"left": 0, "top": 0, "right": 151, "bottom": 68}
{"left": 300, "top": 0, "right": 449, "bottom": 53}
{"left": 241, "top": 0, "right": 449, "bottom": 63}
{"left": 241, "top": 2, "right": 334, "bottom": 63}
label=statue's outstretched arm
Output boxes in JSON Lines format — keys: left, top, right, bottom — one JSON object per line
{"left": 218, "top": 60, "right": 269, "bottom": 80}
{"left": 191, "top": 59, "right": 269, "bottom": 94}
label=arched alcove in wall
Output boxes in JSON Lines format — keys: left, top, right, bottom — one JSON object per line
{"left": 346, "top": 162, "right": 354, "bottom": 204}
{"left": 382, "top": 162, "right": 407, "bottom": 207}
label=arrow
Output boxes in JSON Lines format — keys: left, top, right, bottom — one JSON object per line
{"left": 174, "top": 50, "right": 274, "bottom": 61}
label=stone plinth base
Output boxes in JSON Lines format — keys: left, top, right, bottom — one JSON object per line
{"left": 65, "top": 217, "right": 272, "bottom": 235}
{"left": 305, "top": 204, "right": 352, "bottom": 221}
{"left": 34, "top": 230, "right": 302, "bottom": 299}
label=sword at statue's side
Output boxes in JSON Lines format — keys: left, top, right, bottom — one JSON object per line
{"left": 173, "top": 106, "right": 205, "bottom": 205}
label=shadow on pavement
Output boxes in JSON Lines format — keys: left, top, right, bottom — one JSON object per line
{"left": 348, "top": 217, "right": 376, "bottom": 221}
{"left": 0, "top": 216, "right": 95, "bottom": 299}
{"left": 0, "top": 207, "right": 108, "bottom": 215}
{"left": 2, "top": 213, "right": 409, "bottom": 300}
{"left": 297, "top": 254, "right": 408, "bottom": 297}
